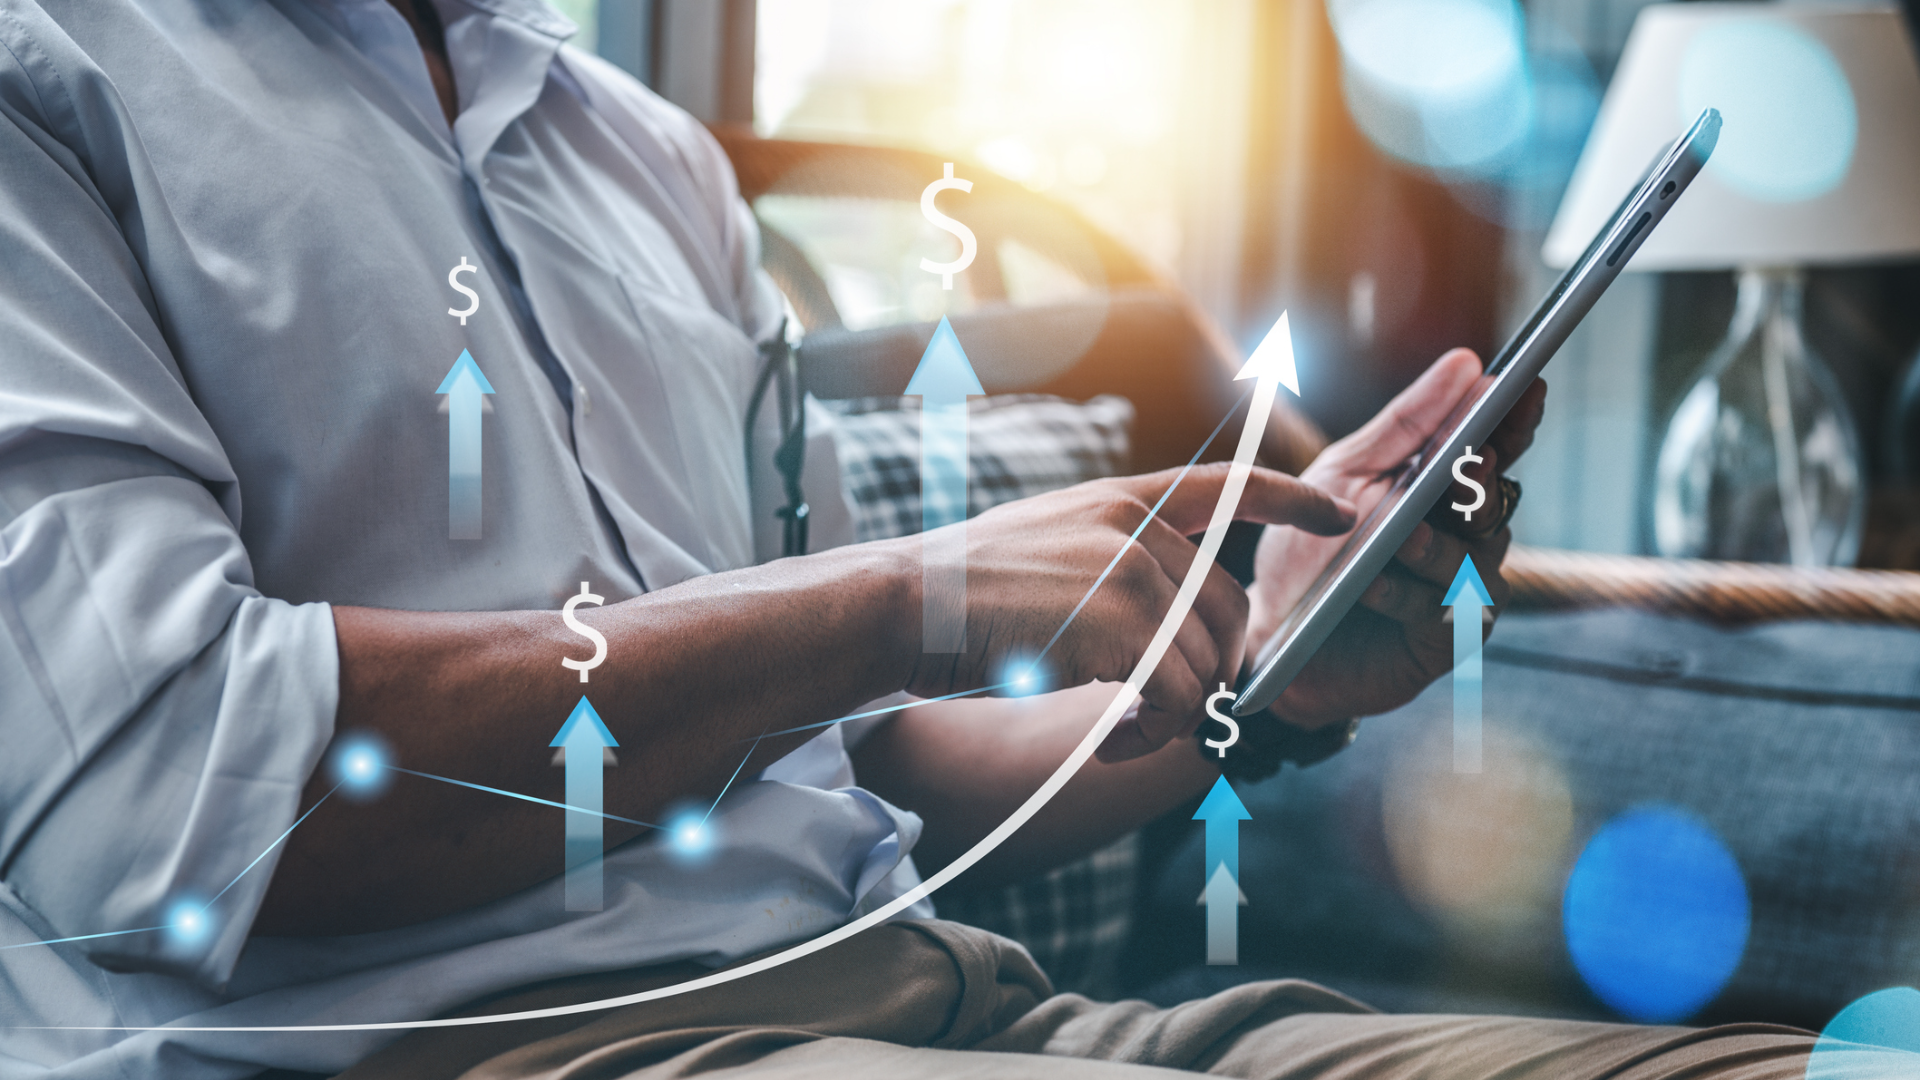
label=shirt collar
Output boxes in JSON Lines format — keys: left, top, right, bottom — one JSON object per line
{"left": 307, "top": 0, "right": 576, "bottom": 42}
{"left": 308, "top": 0, "right": 578, "bottom": 167}
{"left": 439, "top": 0, "right": 577, "bottom": 40}
{"left": 435, "top": 0, "right": 573, "bottom": 168}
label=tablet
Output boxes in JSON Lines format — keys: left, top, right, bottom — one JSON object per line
{"left": 1233, "top": 107, "right": 1721, "bottom": 718}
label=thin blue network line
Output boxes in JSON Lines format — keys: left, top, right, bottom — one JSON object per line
{"left": 701, "top": 735, "right": 763, "bottom": 825}
{"left": 0, "top": 925, "right": 167, "bottom": 951}
{"left": 7, "top": 387, "right": 1265, "bottom": 955}
{"left": 748, "top": 383, "right": 1255, "bottom": 748}
{"left": 207, "top": 782, "right": 342, "bottom": 906}
{"left": 385, "top": 766, "right": 663, "bottom": 831}
{"left": 753, "top": 678, "right": 1019, "bottom": 741}
{"left": 4, "top": 783, "right": 348, "bottom": 953}
{"left": 1028, "top": 384, "right": 1252, "bottom": 670}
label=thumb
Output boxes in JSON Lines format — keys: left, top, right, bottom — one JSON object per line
{"left": 1333, "top": 349, "right": 1483, "bottom": 473}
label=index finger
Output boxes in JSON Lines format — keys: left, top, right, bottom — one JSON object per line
{"left": 1109, "top": 463, "right": 1355, "bottom": 538}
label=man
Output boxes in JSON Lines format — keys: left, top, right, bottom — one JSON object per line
{"left": 0, "top": 1, "right": 1885, "bottom": 1078}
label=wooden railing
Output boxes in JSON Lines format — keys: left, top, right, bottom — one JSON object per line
{"left": 1505, "top": 545, "right": 1920, "bottom": 626}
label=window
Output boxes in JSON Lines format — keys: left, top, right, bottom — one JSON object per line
{"left": 754, "top": 0, "right": 1255, "bottom": 323}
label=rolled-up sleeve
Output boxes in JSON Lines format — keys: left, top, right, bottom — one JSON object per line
{"left": 0, "top": 15, "right": 336, "bottom": 986}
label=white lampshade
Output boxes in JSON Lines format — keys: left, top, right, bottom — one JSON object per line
{"left": 1544, "top": 3, "right": 1920, "bottom": 270}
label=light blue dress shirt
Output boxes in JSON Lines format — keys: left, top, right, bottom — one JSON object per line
{"left": 0, "top": 1, "right": 925, "bottom": 1076}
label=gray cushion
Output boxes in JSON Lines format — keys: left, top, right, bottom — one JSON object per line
{"left": 1132, "top": 608, "right": 1920, "bottom": 1031}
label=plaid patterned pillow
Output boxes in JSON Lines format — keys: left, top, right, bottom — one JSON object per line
{"left": 827, "top": 392, "right": 1141, "bottom": 999}
{"left": 827, "top": 393, "right": 1136, "bottom": 543}
{"left": 934, "top": 828, "right": 1142, "bottom": 1001}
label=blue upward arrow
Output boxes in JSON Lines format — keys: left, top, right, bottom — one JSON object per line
{"left": 904, "top": 316, "right": 986, "bottom": 402}
{"left": 1193, "top": 775, "right": 1251, "bottom": 883}
{"left": 905, "top": 317, "right": 983, "bottom": 652}
{"left": 1194, "top": 777, "right": 1251, "bottom": 966}
{"left": 550, "top": 696, "right": 618, "bottom": 911}
{"left": 1444, "top": 556, "right": 1493, "bottom": 774}
{"left": 436, "top": 349, "right": 495, "bottom": 540}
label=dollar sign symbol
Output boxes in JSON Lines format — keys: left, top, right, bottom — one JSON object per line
{"left": 1203, "top": 683, "right": 1241, "bottom": 758}
{"left": 919, "top": 164, "right": 976, "bottom": 290}
{"left": 1450, "top": 446, "right": 1487, "bottom": 521}
{"left": 561, "top": 582, "right": 607, "bottom": 682}
{"left": 447, "top": 257, "right": 480, "bottom": 326}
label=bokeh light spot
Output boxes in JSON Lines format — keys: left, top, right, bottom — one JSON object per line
{"left": 1382, "top": 722, "right": 1574, "bottom": 935}
{"left": 1807, "top": 988, "right": 1920, "bottom": 1079}
{"left": 1563, "top": 805, "right": 1749, "bottom": 1023}
{"left": 329, "top": 731, "right": 394, "bottom": 801}
{"left": 1333, "top": 0, "right": 1533, "bottom": 173}
{"left": 1679, "top": 20, "right": 1856, "bottom": 203}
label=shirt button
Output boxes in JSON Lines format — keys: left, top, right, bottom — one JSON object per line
{"left": 575, "top": 383, "right": 592, "bottom": 419}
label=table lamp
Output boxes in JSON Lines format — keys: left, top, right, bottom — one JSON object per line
{"left": 1542, "top": 3, "right": 1920, "bottom": 566}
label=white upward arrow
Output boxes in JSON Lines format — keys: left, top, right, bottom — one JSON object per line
{"left": 1237, "top": 311, "right": 1301, "bottom": 397}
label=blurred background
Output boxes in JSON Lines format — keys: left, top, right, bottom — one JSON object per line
{"left": 552, "top": 0, "right": 1920, "bottom": 1039}
{"left": 559, "top": 0, "right": 1920, "bottom": 564}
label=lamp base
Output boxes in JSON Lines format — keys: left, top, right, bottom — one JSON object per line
{"left": 1652, "top": 267, "right": 1865, "bottom": 567}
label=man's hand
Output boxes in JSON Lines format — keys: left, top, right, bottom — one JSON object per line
{"left": 901, "top": 464, "right": 1354, "bottom": 756}
{"left": 858, "top": 356, "right": 1543, "bottom": 884}
{"left": 1246, "top": 348, "right": 1548, "bottom": 729}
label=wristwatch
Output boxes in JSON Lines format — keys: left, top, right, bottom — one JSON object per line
{"left": 1194, "top": 475, "right": 1521, "bottom": 780}
{"left": 1194, "top": 670, "right": 1359, "bottom": 781}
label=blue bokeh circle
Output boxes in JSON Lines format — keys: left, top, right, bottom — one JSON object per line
{"left": 1678, "top": 20, "right": 1857, "bottom": 203}
{"left": 1808, "top": 987, "right": 1920, "bottom": 1079}
{"left": 1333, "top": 0, "right": 1533, "bottom": 175}
{"left": 1562, "top": 805, "right": 1750, "bottom": 1023}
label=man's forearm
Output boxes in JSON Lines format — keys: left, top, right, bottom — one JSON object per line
{"left": 257, "top": 542, "right": 918, "bottom": 936}
{"left": 256, "top": 463, "right": 1342, "bottom": 934}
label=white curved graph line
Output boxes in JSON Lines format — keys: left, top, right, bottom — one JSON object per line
{"left": 49, "top": 332, "right": 1293, "bottom": 1035}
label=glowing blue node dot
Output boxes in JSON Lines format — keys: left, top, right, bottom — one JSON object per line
{"left": 996, "top": 653, "right": 1052, "bottom": 698}
{"left": 165, "top": 900, "right": 212, "bottom": 948}
{"left": 329, "top": 731, "right": 394, "bottom": 800}
{"left": 663, "top": 807, "right": 715, "bottom": 865}
{"left": 1562, "top": 805, "right": 1749, "bottom": 1024}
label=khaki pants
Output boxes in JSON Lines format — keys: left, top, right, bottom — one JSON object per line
{"left": 335, "top": 920, "right": 1894, "bottom": 1080}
